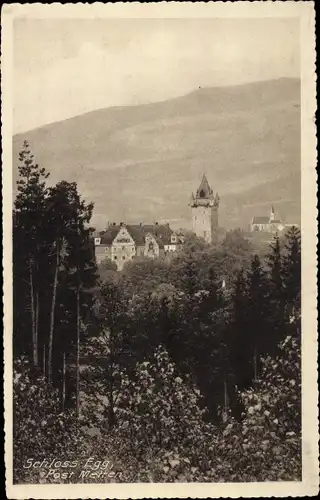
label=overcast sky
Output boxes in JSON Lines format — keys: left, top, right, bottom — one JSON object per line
{"left": 13, "top": 18, "right": 300, "bottom": 133}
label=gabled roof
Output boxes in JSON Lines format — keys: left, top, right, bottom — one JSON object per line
{"left": 195, "top": 174, "right": 213, "bottom": 199}
{"left": 99, "top": 226, "right": 121, "bottom": 244}
{"left": 98, "top": 223, "right": 174, "bottom": 247}
{"left": 271, "top": 219, "right": 282, "bottom": 224}
{"left": 141, "top": 223, "right": 173, "bottom": 247}
{"left": 252, "top": 216, "right": 270, "bottom": 225}
{"left": 126, "top": 225, "right": 145, "bottom": 245}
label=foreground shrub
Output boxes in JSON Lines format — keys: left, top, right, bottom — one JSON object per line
{"left": 13, "top": 334, "right": 301, "bottom": 483}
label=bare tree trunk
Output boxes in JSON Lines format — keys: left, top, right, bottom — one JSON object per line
{"left": 222, "top": 377, "right": 228, "bottom": 423}
{"left": 62, "top": 352, "right": 66, "bottom": 412}
{"left": 35, "top": 289, "right": 39, "bottom": 363}
{"left": 76, "top": 265, "right": 80, "bottom": 418}
{"left": 29, "top": 257, "right": 38, "bottom": 366}
{"left": 107, "top": 368, "right": 117, "bottom": 430}
{"left": 34, "top": 248, "right": 40, "bottom": 367}
{"left": 48, "top": 238, "right": 60, "bottom": 384}
{"left": 224, "top": 378, "right": 228, "bottom": 413}
{"left": 253, "top": 344, "right": 258, "bottom": 381}
{"left": 43, "top": 343, "right": 46, "bottom": 378}
{"left": 107, "top": 333, "right": 117, "bottom": 429}
{"left": 108, "top": 393, "right": 116, "bottom": 430}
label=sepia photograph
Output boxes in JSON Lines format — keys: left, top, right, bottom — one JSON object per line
{"left": 2, "top": 2, "right": 318, "bottom": 499}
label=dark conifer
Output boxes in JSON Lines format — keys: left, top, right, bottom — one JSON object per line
{"left": 282, "top": 227, "right": 301, "bottom": 315}
{"left": 265, "top": 234, "right": 286, "bottom": 350}
{"left": 246, "top": 255, "right": 269, "bottom": 381}
{"left": 13, "top": 141, "right": 49, "bottom": 366}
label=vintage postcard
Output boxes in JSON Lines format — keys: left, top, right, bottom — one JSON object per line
{"left": 2, "top": 2, "right": 318, "bottom": 498}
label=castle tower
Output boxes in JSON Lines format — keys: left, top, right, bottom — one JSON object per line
{"left": 189, "top": 174, "right": 219, "bottom": 244}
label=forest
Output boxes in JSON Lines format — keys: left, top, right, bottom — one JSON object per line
{"left": 13, "top": 142, "right": 301, "bottom": 483}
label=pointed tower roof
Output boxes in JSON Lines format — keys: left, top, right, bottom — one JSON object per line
{"left": 195, "top": 174, "right": 213, "bottom": 199}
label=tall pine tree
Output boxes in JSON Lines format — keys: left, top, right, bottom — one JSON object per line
{"left": 282, "top": 227, "right": 301, "bottom": 319}
{"left": 229, "top": 268, "right": 250, "bottom": 391}
{"left": 266, "top": 235, "right": 286, "bottom": 351}
{"left": 246, "top": 255, "right": 269, "bottom": 381}
{"left": 13, "top": 141, "right": 49, "bottom": 365}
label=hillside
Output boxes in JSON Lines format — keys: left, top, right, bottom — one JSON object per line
{"left": 13, "top": 78, "right": 301, "bottom": 230}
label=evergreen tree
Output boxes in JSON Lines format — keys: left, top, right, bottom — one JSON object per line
{"left": 229, "top": 268, "right": 251, "bottom": 392}
{"left": 13, "top": 156, "right": 98, "bottom": 407}
{"left": 201, "top": 265, "right": 223, "bottom": 315}
{"left": 246, "top": 255, "right": 269, "bottom": 382}
{"left": 44, "top": 181, "right": 98, "bottom": 401}
{"left": 265, "top": 235, "right": 286, "bottom": 350}
{"left": 282, "top": 227, "right": 301, "bottom": 319}
{"left": 268, "top": 235, "right": 282, "bottom": 292}
{"left": 13, "top": 141, "right": 49, "bottom": 365}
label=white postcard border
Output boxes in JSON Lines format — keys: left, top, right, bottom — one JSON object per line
{"left": 2, "top": 2, "right": 318, "bottom": 498}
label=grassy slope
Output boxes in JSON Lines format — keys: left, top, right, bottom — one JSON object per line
{"left": 13, "top": 78, "right": 300, "bottom": 230}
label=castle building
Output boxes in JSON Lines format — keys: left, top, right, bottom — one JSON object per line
{"left": 94, "top": 222, "right": 183, "bottom": 270}
{"left": 189, "top": 174, "right": 220, "bottom": 244}
{"left": 251, "top": 206, "right": 285, "bottom": 233}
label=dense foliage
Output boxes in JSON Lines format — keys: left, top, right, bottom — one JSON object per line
{"left": 13, "top": 143, "right": 301, "bottom": 483}
{"left": 13, "top": 141, "right": 98, "bottom": 397}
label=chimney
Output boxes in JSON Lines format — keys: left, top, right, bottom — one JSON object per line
{"left": 155, "top": 221, "right": 158, "bottom": 226}
{"left": 140, "top": 222, "right": 143, "bottom": 228}
{"left": 120, "top": 221, "right": 124, "bottom": 227}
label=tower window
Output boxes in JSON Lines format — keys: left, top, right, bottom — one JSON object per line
{"left": 199, "top": 189, "right": 205, "bottom": 198}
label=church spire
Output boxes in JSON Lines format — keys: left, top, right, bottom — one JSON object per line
{"left": 270, "top": 205, "right": 275, "bottom": 222}
{"left": 195, "top": 173, "right": 213, "bottom": 199}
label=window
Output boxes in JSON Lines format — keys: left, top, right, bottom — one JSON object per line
{"left": 114, "top": 256, "right": 117, "bottom": 260}
{"left": 199, "top": 189, "right": 205, "bottom": 198}
{"left": 132, "top": 247, "right": 135, "bottom": 252}
{"left": 122, "top": 256, "right": 126, "bottom": 260}
{"left": 122, "top": 246, "right": 125, "bottom": 250}
{"left": 117, "top": 238, "right": 130, "bottom": 243}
